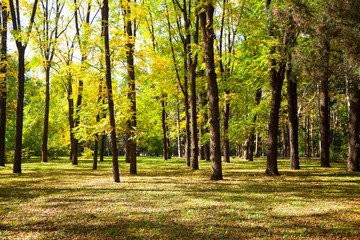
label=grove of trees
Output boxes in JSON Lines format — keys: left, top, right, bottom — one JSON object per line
{"left": 0, "top": 0, "right": 359, "bottom": 181}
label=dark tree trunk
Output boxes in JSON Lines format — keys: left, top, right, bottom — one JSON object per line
{"left": 199, "top": 2, "right": 222, "bottom": 180}
{"left": 93, "top": 134, "right": 98, "bottom": 170}
{"left": 125, "top": 2, "right": 137, "bottom": 175}
{"left": 198, "top": 94, "right": 205, "bottom": 160}
{"left": 287, "top": 55, "right": 300, "bottom": 169}
{"left": 176, "top": 103, "right": 182, "bottom": 158}
{"left": 319, "top": 40, "right": 330, "bottom": 168}
{"left": 184, "top": 89, "right": 190, "bottom": 166}
{"left": 347, "top": 83, "right": 360, "bottom": 172}
{"left": 10, "top": 0, "right": 39, "bottom": 173}
{"left": 102, "top": 0, "right": 119, "bottom": 182}
{"left": 41, "top": 67, "right": 51, "bottom": 163}
{"left": 100, "top": 134, "right": 106, "bottom": 162}
{"left": 189, "top": 64, "right": 199, "bottom": 170}
{"left": 223, "top": 91, "right": 230, "bottom": 163}
{"left": 66, "top": 74, "right": 75, "bottom": 162}
{"left": 161, "top": 99, "right": 168, "bottom": 160}
{"left": 0, "top": 1, "right": 7, "bottom": 167}
{"left": 13, "top": 48, "right": 26, "bottom": 173}
{"left": 265, "top": 0, "right": 285, "bottom": 176}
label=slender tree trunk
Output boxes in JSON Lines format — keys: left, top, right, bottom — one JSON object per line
{"left": 93, "top": 134, "right": 98, "bottom": 170}
{"left": 161, "top": 99, "right": 168, "bottom": 160}
{"left": 103, "top": 0, "right": 119, "bottom": 182}
{"left": 223, "top": 90, "right": 230, "bottom": 163}
{"left": 13, "top": 48, "right": 26, "bottom": 173}
{"left": 287, "top": 54, "right": 300, "bottom": 169}
{"left": 184, "top": 89, "right": 190, "bottom": 166}
{"left": 319, "top": 40, "right": 330, "bottom": 167}
{"left": 125, "top": 3, "right": 137, "bottom": 174}
{"left": 0, "top": 1, "right": 7, "bottom": 167}
{"left": 189, "top": 65, "right": 199, "bottom": 170}
{"left": 347, "top": 83, "right": 360, "bottom": 172}
{"left": 100, "top": 134, "right": 105, "bottom": 162}
{"left": 311, "top": 116, "right": 315, "bottom": 157}
{"left": 199, "top": 2, "right": 222, "bottom": 180}
{"left": 176, "top": 103, "right": 182, "bottom": 158}
{"left": 41, "top": 67, "right": 51, "bottom": 163}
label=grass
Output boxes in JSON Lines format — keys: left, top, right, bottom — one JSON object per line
{"left": 0, "top": 156, "right": 359, "bottom": 239}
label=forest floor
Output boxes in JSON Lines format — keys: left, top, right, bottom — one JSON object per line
{"left": 0, "top": 156, "right": 359, "bottom": 239}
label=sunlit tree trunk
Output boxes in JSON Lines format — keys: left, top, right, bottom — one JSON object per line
{"left": 102, "top": 0, "right": 119, "bottom": 182}
{"left": 199, "top": 1, "right": 222, "bottom": 180}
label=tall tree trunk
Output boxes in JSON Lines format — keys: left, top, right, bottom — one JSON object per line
{"left": 199, "top": 2, "right": 222, "bottom": 180}
{"left": 13, "top": 48, "right": 25, "bottom": 173}
{"left": 319, "top": 40, "right": 331, "bottom": 168}
{"left": 66, "top": 74, "right": 75, "bottom": 162}
{"left": 287, "top": 53, "right": 299, "bottom": 169}
{"left": 161, "top": 99, "right": 168, "bottom": 160}
{"left": 265, "top": 0, "right": 285, "bottom": 176}
{"left": 102, "top": 0, "right": 119, "bottom": 182}
{"left": 125, "top": 1, "right": 137, "bottom": 174}
{"left": 10, "top": 0, "right": 39, "bottom": 173}
{"left": 41, "top": 67, "right": 50, "bottom": 163}
{"left": 347, "top": 83, "right": 360, "bottom": 172}
{"left": 184, "top": 89, "right": 190, "bottom": 166}
{"left": 176, "top": 102, "right": 182, "bottom": 158}
{"left": 0, "top": 1, "right": 7, "bottom": 167}
{"left": 223, "top": 91, "right": 230, "bottom": 163}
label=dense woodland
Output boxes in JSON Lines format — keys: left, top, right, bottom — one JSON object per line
{"left": 0, "top": 0, "right": 359, "bottom": 181}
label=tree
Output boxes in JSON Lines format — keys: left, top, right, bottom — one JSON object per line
{"left": 9, "top": 0, "right": 39, "bottom": 173}
{"left": 0, "top": 0, "right": 7, "bottom": 167}
{"left": 199, "top": 0, "right": 222, "bottom": 180}
{"left": 124, "top": 0, "right": 137, "bottom": 174}
{"left": 102, "top": 0, "right": 119, "bottom": 182}
{"left": 35, "top": 0, "right": 65, "bottom": 163}
{"left": 265, "top": 0, "right": 285, "bottom": 176}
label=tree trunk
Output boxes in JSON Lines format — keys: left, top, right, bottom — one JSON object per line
{"left": 184, "top": 89, "right": 190, "bottom": 166}
{"left": 13, "top": 48, "right": 26, "bottom": 173}
{"left": 347, "top": 83, "right": 360, "bottom": 172}
{"left": 41, "top": 66, "right": 51, "bottom": 163}
{"left": 161, "top": 99, "right": 168, "bottom": 160}
{"left": 265, "top": 0, "right": 285, "bottom": 176}
{"left": 223, "top": 91, "right": 230, "bottom": 163}
{"left": 0, "top": 1, "right": 7, "bottom": 167}
{"left": 177, "top": 103, "right": 182, "bottom": 158}
{"left": 100, "top": 134, "right": 106, "bottom": 162}
{"left": 125, "top": 1, "right": 137, "bottom": 174}
{"left": 93, "top": 134, "right": 98, "bottom": 170}
{"left": 103, "top": 0, "right": 119, "bottom": 182}
{"left": 287, "top": 59, "right": 300, "bottom": 169}
{"left": 319, "top": 40, "right": 331, "bottom": 167}
{"left": 249, "top": 88, "right": 262, "bottom": 161}
{"left": 199, "top": 2, "right": 222, "bottom": 180}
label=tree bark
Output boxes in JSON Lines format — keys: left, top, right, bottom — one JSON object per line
{"left": 199, "top": 2, "right": 222, "bottom": 180}
{"left": 265, "top": 0, "right": 285, "bottom": 176}
{"left": 0, "top": 1, "right": 7, "bottom": 167}
{"left": 13, "top": 48, "right": 25, "bottom": 173}
{"left": 161, "top": 99, "right": 168, "bottom": 160}
{"left": 223, "top": 91, "right": 230, "bottom": 163}
{"left": 347, "top": 83, "right": 360, "bottom": 172}
{"left": 102, "top": 0, "right": 119, "bottom": 182}
{"left": 319, "top": 40, "right": 331, "bottom": 167}
{"left": 41, "top": 67, "right": 50, "bottom": 163}
{"left": 125, "top": 0, "right": 137, "bottom": 174}
{"left": 287, "top": 58, "right": 300, "bottom": 169}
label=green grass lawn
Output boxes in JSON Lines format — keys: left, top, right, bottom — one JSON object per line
{"left": 0, "top": 156, "right": 359, "bottom": 239}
